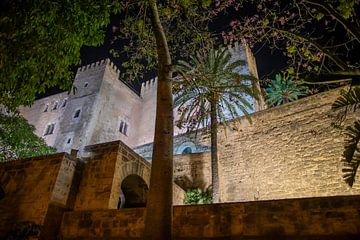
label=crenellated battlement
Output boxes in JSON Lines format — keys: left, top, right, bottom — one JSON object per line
{"left": 77, "top": 59, "right": 109, "bottom": 72}
{"left": 140, "top": 77, "right": 157, "bottom": 96}
{"left": 77, "top": 58, "right": 120, "bottom": 76}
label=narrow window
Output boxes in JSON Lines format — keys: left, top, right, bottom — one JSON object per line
{"left": 0, "top": 186, "right": 4, "bottom": 200}
{"left": 67, "top": 138, "right": 71, "bottom": 144}
{"left": 44, "top": 105, "right": 49, "bottom": 112}
{"left": 119, "top": 121, "right": 128, "bottom": 135}
{"left": 62, "top": 99, "right": 67, "bottom": 107}
{"left": 119, "top": 121, "right": 124, "bottom": 133}
{"left": 44, "top": 123, "right": 55, "bottom": 135}
{"left": 52, "top": 102, "right": 58, "bottom": 110}
{"left": 84, "top": 82, "right": 88, "bottom": 88}
{"left": 74, "top": 109, "right": 81, "bottom": 118}
{"left": 123, "top": 123, "right": 128, "bottom": 135}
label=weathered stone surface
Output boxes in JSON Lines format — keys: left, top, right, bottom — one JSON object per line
{"left": 59, "top": 195, "right": 360, "bottom": 239}
{"left": 216, "top": 88, "right": 360, "bottom": 202}
{"left": 0, "top": 153, "right": 77, "bottom": 238}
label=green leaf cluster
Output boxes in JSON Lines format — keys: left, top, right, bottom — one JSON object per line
{"left": 0, "top": 0, "right": 113, "bottom": 110}
{"left": 184, "top": 188, "right": 212, "bottom": 205}
{"left": 0, "top": 113, "right": 56, "bottom": 161}
{"left": 265, "top": 74, "right": 308, "bottom": 106}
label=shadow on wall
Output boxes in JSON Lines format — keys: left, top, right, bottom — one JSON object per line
{"left": 118, "top": 174, "right": 148, "bottom": 208}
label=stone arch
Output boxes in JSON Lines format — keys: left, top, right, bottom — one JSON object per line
{"left": 110, "top": 149, "right": 151, "bottom": 209}
{"left": 119, "top": 174, "right": 148, "bottom": 208}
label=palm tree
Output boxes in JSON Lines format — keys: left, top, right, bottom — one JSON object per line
{"left": 174, "top": 46, "right": 259, "bottom": 203}
{"left": 332, "top": 86, "right": 360, "bottom": 187}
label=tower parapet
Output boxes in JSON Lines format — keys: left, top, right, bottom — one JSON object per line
{"left": 140, "top": 77, "right": 157, "bottom": 97}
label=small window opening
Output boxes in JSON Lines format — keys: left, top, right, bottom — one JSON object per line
{"left": 44, "top": 105, "right": 49, "bottom": 112}
{"left": 62, "top": 99, "right": 67, "bottom": 107}
{"left": 119, "top": 121, "right": 128, "bottom": 135}
{"left": 84, "top": 82, "right": 88, "bottom": 88}
{"left": 52, "top": 102, "right": 58, "bottom": 110}
{"left": 74, "top": 109, "right": 81, "bottom": 118}
{"left": 67, "top": 138, "right": 71, "bottom": 144}
{"left": 182, "top": 147, "right": 192, "bottom": 154}
{"left": 44, "top": 123, "right": 55, "bottom": 135}
{"left": 0, "top": 186, "right": 4, "bottom": 201}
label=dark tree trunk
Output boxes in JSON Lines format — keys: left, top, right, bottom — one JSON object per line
{"left": 210, "top": 97, "right": 220, "bottom": 203}
{"left": 144, "top": 0, "right": 174, "bottom": 239}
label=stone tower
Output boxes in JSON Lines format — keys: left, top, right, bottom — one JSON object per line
{"left": 20, "top": 43, "right": 264, "bottom": 156}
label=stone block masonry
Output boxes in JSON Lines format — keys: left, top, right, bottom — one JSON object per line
{"left": 59, "top": 195, "right": 360, "bottom": 239}
{"left": 217, "top": 87, "right": 360, "bottom": 202}
{"left": 0, "top": 153, "right": 78, "bottom": 238}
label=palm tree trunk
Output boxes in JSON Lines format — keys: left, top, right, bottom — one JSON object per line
{"left": 210, "top": 98, "right": 220, "bottom": 203}
{"left": 144, "top": 1, "right": 174, "bottom": 239}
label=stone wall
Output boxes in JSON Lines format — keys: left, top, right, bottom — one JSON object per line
{"left": 217, "top": 87, "right": 360, "bottom": 202}
{"left": 74, "top": 141, "right": 183, "bottom": 211}
{"left": 0, "top": 153, "right": 75, "bottom": 237}
{"left": 174, "top": 152, "right": 211, "bottom": 190}
{"left": 59, "top": 194, "right": 360, "bottom": 239}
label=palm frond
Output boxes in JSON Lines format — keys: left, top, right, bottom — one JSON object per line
{"left": 341, "top": 120, "right": 360, "bottom": 187}
{"left": 332, "top": 87, "right": 360, "bottom": 112}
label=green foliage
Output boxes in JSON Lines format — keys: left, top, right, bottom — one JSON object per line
{"left": 0, "top": 113, "right": 56, "bottom": 161}
{"left": 184, "top": 188, "right": 212, "bottom": 205}
{"left": 223, "top": 0, "right": 359, "bottom": 83}
{"left": 174, "top": 46, "right": 258, "bottom": 130}
{"left": 332, "top": 87, "right": 360, "bottom": 112}
{"left": 113, "top": 1, "right": 220, "bottom": 81}
{"left": 265, "top": 74, "right": 308, "bottom": 106}
{"left": 0, "top": 1, "right": 112, "bottom": 110}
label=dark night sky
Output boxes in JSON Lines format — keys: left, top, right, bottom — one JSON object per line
{"left": 75, "top": 13, "right": 285, "bottom": 93}
{"left": 43, "top": 10, "right": 286, "bottom": 97}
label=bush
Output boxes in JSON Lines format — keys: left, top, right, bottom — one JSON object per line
{"left": 184, "top": 188, "right": 212, "bottom": 205}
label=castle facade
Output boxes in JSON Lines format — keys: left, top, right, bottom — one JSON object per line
{"left": 20, "top": 43, "right": 263, "bottom": 156}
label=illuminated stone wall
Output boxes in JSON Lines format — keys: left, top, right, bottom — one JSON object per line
{"left": 59, "top": 195, "right": 360, "bottom": 239}
{"left": 0, "top": 153, "right": 77, "bottom": 238}
{"left": 216, "top": 87, "right": 360, "bottom": 202}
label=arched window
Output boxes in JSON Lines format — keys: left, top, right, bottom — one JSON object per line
{"left": 182, "top": 147, "right": 192, "bottom": 154}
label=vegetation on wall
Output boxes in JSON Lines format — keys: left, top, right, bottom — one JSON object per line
{"left": 0, "top": 113, "right": 56, "bottom": 161}
{"left": 174, "top": 46, "right": 258, "bottom": 203}
{"left": 0, "top": 0, "right": 113, "bottom": 111}
{"left": 265, "top": 73, "right": 308, "bottom": 106}
{"left": 184, "top": 188, "right": 212, "bottom": 205}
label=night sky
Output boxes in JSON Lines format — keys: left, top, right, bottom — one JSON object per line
{"left": 43, "top": 10, "right": 286, "bottom": 98}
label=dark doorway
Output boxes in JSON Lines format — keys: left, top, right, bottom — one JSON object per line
{"left": 120, "top": 175, "right": 148, "bottom": 208}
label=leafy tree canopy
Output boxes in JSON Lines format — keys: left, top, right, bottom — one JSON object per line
{"left": 220, "top": 0, "right": 360, "bottom": 81}
{"left": 0, "top": 0, "right": 113, "bottom": 110}
{"left": 111, "top": 0, "right": 228, "bottom": 81}
{"left": 0, "top": 113, "right": 56, "bottom": 161}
